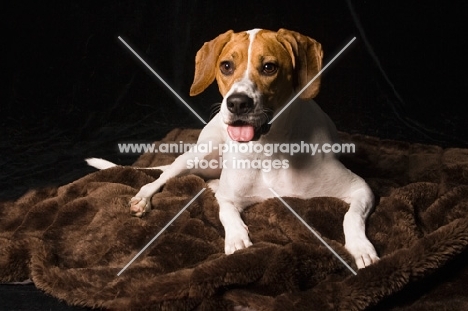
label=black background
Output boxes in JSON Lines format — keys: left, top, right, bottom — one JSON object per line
{"left": 1, "top": 1, "right": 466, "bottom": 309}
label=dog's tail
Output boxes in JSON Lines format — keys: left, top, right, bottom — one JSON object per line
{"left": 86, "top": 158, "right": 170, "bottom": 171}
{"left": 85, "top": 158, "right": 118, "bottom": 170}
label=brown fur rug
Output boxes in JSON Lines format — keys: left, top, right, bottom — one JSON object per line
{"left": 1, "top": 128, "right": 468, "bottom": 310}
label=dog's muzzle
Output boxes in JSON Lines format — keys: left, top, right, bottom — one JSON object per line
{"left": 224, "top": 93, "right": 271, "bottom": 142}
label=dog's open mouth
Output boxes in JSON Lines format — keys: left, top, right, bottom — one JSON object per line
{"left": 227, "top": 120, "right": 270, "bottom": 142}
{"left": 227, "top": 121, "right": 255, "bottom": 142}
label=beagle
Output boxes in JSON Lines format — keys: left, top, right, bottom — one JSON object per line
{"left": 88, "top": 28, "right": 379, "bottom": 269}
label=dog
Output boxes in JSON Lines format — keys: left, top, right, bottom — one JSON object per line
{"left": 88, "top": 28, "right": 379, "bottom": 269}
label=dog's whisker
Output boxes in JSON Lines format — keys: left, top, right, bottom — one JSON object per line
{"left": 209, "top": 103, "right": 222, "bottom": 120}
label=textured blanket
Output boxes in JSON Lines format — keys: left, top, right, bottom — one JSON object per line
{"left": 1, "top": 128, "right": 468, "bottom": 310}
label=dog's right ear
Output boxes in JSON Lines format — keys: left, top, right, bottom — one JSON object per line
{"left": 190, "top": 30, "right": 234, "bottom": 96}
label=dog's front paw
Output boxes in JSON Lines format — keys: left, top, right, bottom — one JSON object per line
{"left": 224, "top": 224, "right": 253, "bottom": 255}
{"left": 345, "top": 238, "right": 379, "bottom": 269}
{"left": 129, "top": 196, "right": 151, "bottom": 217}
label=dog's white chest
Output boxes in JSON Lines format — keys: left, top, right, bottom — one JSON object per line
{"left": 215, "top": 142, "right": 313, "bottom": 203}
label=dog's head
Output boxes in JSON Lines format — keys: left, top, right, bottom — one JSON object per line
{"left": 190, "top": 28, "right": 323, "bottom": 142}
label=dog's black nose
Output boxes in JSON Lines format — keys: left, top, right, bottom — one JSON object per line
{"left": 226, "top": 94, "right": 254, "bottom": 114}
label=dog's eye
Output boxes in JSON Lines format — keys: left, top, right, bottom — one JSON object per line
{"left": 220, "top": 61, "right": 234, "bottom": 75}
{"left": 262, "top": 63, "right": 278, "bottom": 75}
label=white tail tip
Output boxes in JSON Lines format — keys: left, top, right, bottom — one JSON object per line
{"left": 85, "top": 158, "right": 117, "bottom": 170}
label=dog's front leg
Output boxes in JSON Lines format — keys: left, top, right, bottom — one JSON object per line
{"left": 130, "top": 147, "right": 220, "bottom": 217}
{"left": 130, "top": 117, "right": 225, "bottom": 217}
{"left": 217, "top": 196, "right": 253, "bottom": 254}
{"left": 343, "top": 187, "right": 379, "bottom": 269}
{"left": 130, "top": 154, "right": 188, "bottom": 216}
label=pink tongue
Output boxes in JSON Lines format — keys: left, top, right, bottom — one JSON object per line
{"left": 227, "top": 124, "right": 255, "bottom": 142}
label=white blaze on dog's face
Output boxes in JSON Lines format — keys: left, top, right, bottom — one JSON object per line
{"left": 190, "top": 28, "right": 323, "bottom": 142}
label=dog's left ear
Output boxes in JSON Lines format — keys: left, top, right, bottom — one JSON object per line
{"left": 276, "top": 29, "right": 323, "bottom": 99}
{"left": 190, "top": 30, "right": 234, "bottom": 96}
